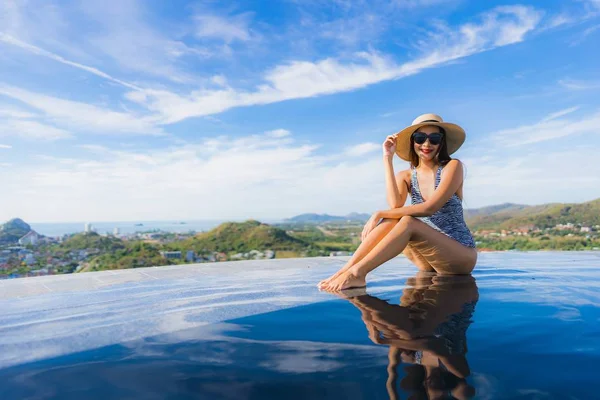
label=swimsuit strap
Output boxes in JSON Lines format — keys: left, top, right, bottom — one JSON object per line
{"left": 435, "top": 165, "right": 443, "bottom": 188}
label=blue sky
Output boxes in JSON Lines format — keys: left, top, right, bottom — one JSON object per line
{"left": 1, "top": 0, "right": 599, "bottom": 223}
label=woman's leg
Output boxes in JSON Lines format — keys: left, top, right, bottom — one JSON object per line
{"left": 403, "top": 243, "right": 435, "bottom": 272}
{"left": 318, "top": 218, "right": 399, "bottom": 287}
{"left": 387, "top": 347, "right": 401, "bottom": 400}
{"left": 324, "top": 216, "right": 477, "bottom": 290}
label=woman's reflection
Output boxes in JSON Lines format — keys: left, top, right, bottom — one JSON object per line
{"left": 347, "top": 272, "right": 478, "bottom": 400}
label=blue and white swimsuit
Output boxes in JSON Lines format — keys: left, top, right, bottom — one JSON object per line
{"left": 410, "top": 164, "right": 476, "bottom": 248}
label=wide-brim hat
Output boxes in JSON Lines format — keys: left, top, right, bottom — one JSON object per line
{"left": 394, "top": 113, "right": 466, "bottom": 161}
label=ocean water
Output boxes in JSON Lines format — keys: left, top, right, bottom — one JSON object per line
{"left": 0, "top": 252, "right": 599, "bottom": 399}
{"left": 29, "top": 219, "right": 284, "bottom": 237}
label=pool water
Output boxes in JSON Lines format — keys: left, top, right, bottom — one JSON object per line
{"left": 1, "top": 252, "right": 599, "bottom": 399}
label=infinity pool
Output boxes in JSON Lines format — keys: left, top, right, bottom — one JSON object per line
{"left": 1, "top": 252, "right": 599, "bottom": 399}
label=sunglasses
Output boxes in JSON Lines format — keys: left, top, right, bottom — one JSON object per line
{"left": 412, "top": 132, "right": 443, "bottom": 145}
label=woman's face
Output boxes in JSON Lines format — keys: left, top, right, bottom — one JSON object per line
{"left": 413, "top": 125, "right": 442, "bottom": 161}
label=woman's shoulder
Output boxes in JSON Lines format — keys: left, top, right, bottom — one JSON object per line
{"left": 442, "top": 158, "right": 462, "bottom": 168}
{"left": 441, "top": 159, "right": 464, "bottom": 172}
{"left": 395, "top": 167, "right": 413, "bottom": 177}
{"left": 395, "top": 168, "right": 413, "bottom": 190}
{"left": 440, "top": 159, "right": 465, "bottom": 182}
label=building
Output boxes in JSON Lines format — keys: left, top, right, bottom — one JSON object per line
{"left": 555, "top": 223, "right": 575, "bottom": 230}
{"left": 24, "top": 253, "right": 36, "bottom": 265}
{"left": 113, "top": 227, "right": 121, "bottom": 236}
{"left": 329, "top": 251, "right": 352, "bottom": 256}
{"left": 186, "top": 250, "right": 195, "bottom": 262}
{"left": 18, "top": 231, "right": 40, "bottom": 246}
{"left": 84, "top": 223, "right": 93, "bottom": 233}
{"left": 160, "top": 251, "right": 182, "bottom": 260}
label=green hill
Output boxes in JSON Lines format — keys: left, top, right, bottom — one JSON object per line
{"left": 0, "top": 218, "right": 32, "bottom": 244}
{"left": 60, "top": 232, "right": 126, "bottom": 251}
{"left": 85, "top": 241, "right": 168, "bottom": 271}
{"left": 177, "top": 219, "right": 309, "bottom": 253}
{"left": 466, "top": 198, "right": 600, "bottom": 230}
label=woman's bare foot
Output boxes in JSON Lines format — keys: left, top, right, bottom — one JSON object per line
{"left": 323, "top": 270, "right": 366, "bottom": 291}
{"left": 317, "top": 264, "right": 353, "bottom": 288}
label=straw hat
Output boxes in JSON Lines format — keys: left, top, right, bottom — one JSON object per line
{"left": 394, "top": 113, "right": 466, "bottom": 161}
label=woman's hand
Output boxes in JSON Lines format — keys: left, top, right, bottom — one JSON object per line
{"left": 382, "top": 135, "right": 396, "bottom": 159}
{"left": 361, "top": 212, "right": 382, "bottom": 242}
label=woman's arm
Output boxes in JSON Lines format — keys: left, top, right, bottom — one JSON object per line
{"left": 377, "top": 159, "right": 464, "bottom": 219}
{"left": 384, "top": 156, "right": 408, "bottom": 209}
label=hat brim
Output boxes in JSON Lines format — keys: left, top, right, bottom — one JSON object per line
{"left": 394, "top": 121, "right": 466, "bottom": 162}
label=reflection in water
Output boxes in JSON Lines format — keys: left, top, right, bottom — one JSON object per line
{"left": 346, "top": 273, "right": 479, "bottom": 400}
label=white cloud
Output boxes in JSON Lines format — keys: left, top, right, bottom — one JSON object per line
{"left": 583, "top": 0, "right": 600, "bottom": 10}
{"left": 461, "top": 146, "right": 600, "bottom": 208}
{"left": 194, "top": 13, "right": 253, "bottom": 43}
{"left": 77, "top": 144, "right": 110, "bottom": 153}
{"left": 0, "top": 144, "right": 13, "bottom": 149}
{"left": 344, "top": 142, "right": 380, "bottom": 156}
{"left": 540, "top": 106, "right": 579, "bottom": 122}
{"left": 542, "top": 13, "right": 574, "bottom": 30}
{"left": 0, "top": 129, "right": 388, "bottom": 222}
{"left": 3, "top": 106, "right": 600, "bottom": 222}
{"left": 0, "top": 119, "right": 72, "bottom": 140}
{"left": 558, "top": 78, "right": 600, "bottom": 90}
{"left": 265, "top": 129, "right": 291, "bottom": 138}
{"left": 318, "top": 13, "right": 387, "bottom": 46}
{"left": 128, "top": 5, "right": 542, "bottom": 124}
{"left": 0, "top": 33, "right": 141, "bottom": 91}
{"left": 458, "top": 108, "right": 600, "bottom": 207}
{"left": 3, "top": 3, "right": 543, "bottom": 127}
{"left": 0, "top": 105, "right": 38, "bottom": 119}
{"left": 491, "top": 107, "right": 600, "bottom": 146}
{"left": 0, "top": 0, "right": 206, "bottom": 83}
{"left": 1, "top": 3, "right": 544, "bottom": 132}
{"left": 79, "top": 0, "right": 202, "bottom": 83}
{"left": 570, "top": 23, "right": 600, "bottom": 45}
{"left": 395, "top": 0, "right": 455, "bottom": 7}
{"left": 0, "top": 85, "right": 163, "bottom": 136}
{"left": 0, "top": 0, "right": 84, "bottom": 59}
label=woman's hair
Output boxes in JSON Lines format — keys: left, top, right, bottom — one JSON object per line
{"left": 409, "top": 125, "right": 452, "bottom": 168}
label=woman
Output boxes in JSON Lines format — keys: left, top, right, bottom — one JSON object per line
{"left": 319, "top": 113, "right": 477, "bottom": 291}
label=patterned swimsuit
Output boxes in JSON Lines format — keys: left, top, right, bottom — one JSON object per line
{"left": 410, "top": 164, "right": 476, "bottom": 248}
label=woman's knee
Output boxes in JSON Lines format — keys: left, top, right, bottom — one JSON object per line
{"left": 397, "top": 216, "right": 417, "bottom": 229}
{"left": 376, "top": 217, "right": 399, "bottom": 231}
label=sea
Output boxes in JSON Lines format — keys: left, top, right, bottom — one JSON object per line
{"left": 28, "top": 219, "right": 285, "bottom": 237}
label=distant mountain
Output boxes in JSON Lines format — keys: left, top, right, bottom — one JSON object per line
{"left": 465, "top": 198, "right": 600, "bottom": 230}
{"left": 285, "top": 213, "right": 371, "bottom": 223}
{"left": 0, "top": 218, "right": 32, "bottom": 244}
{"left": 344, "top": 212, "right": 372, "bottom": 221}
{"left": 179, "top": 219, "right": 308, "bottom": 252}
{"left": 464, "top": 203, "right": 531, "bottom": 218}
{"left": 285, "top": 197, "right": 600, "bottom": 229}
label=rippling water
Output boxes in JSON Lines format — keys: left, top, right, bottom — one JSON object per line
{"left": 1, "top": 252, "right": 599, "bottom": 399}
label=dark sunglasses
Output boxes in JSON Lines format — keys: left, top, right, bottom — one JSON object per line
{"left": 412, "top": 132, "right": 443, "bottom": 145}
